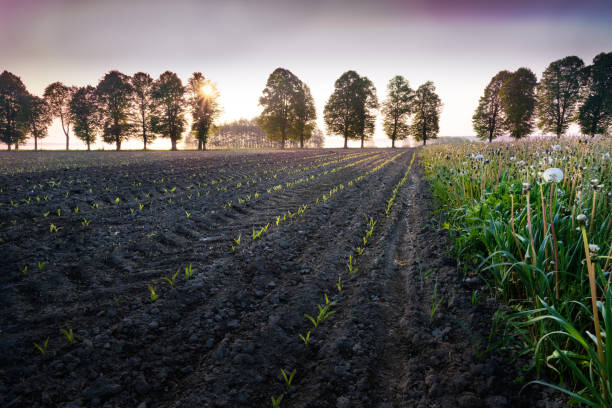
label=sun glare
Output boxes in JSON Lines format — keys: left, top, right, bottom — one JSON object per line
{"left": 201, "top": 84, "right": 214, "bottom": 96}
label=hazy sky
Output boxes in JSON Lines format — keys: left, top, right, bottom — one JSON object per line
{"left": 1, "top": 0, "right": 611, "bottom": 149}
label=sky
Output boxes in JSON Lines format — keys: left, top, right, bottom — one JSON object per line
{"left": 1, "top": 0, "right": 611, "bottom": 149}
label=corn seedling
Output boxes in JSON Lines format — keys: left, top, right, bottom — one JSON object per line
{"left": 337, "top": 276, "right": 343, "bottom": 293}
{"left": 280, "top": 368, "right": 296, "bottom": 390}
{"left": 37, "top": 261, "right": 46, "bottom": 271}
{"left": 162, "top": 270, "right": 179, "bottom": 288}
{"left": 271, "top": 394, "right": 283, "bottom": 408}
{"left": 185, "top": 211, "right": 191, "bottom": 218}
{"left": 299, "top": 330, "right": 311, "bottom": 349}
{"left": 34, "top": 337, "right": 49, "bottom": 355}
{"left": 347, "top": 255, "right": 358, "bottom": 275}
{"left": 60, "top": 327, "right": 74, "bottom": 343}
{"left": 185, "top": 264, "right": 194, "bottom": 280}
{"left": 81, "top": 218, "right": 91, "bottom": 227}
{"left": 49, "top": 224, "right": 62, "bottom": 233}
{"left": 430, "top": 279, "right": 444, "bottom": 322}
{"left": 148, "top": 285, "right": 159, "bottom": 302}
{"left": 21, "top": 265, "right": 27, "bottom": 276}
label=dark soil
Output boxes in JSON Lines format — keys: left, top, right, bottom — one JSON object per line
{"left": 0, "top": 149, "right": 562, "bottom": 407}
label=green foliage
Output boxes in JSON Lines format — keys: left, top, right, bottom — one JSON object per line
{"left": 96, "top": 70, "right": 135, "bottom": 150}
{"left": 421, "top": 137, "right": 612, "bottom": 404}
{"left": 472, "top": 70, "right": 512, "bottom": 142}
{"left": 324, "top": 70, "right": 378, "bottom": 148}
{"left": 536, "top": 56, "right": 585, "bottom": 138}
{"left": 410, "top": 81, "right": 442, "bottom": 145}
{"left": 60, "top": 327, "right": 74, "bottom": 344}
{"left": 0, "top": 70, "right": 29, "bottom": 149}
{"left": 151, "top": 71, "right": 187, "bottom": 151}
{"left": 69, "top": 85, "right": 101, "bottom": 150}
{"left": 131, "top": 72, "right": 156, "bottom": 149}
{"left": 578, "top": 52, "right": 612, "bottom": 137}
{"left": 382, "top": 75, "right": 413, "bottom": 147}
{"left": 257, "top": 68, "right": 302, "bottom": 148}
{"left": 34, "top": 337, "right": 49, "bottom": 355}
{"left": 500, "top": 68, "right": 538, "bottom": 139}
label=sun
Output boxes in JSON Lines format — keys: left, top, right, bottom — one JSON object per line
{"left": 200, "top": 84, "right": 214, "bottom": 96}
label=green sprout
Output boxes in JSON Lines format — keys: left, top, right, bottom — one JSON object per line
{"left": 34, "top": 337, "right": 49, "bottom": 355}
{"left": 280, "top": 368, "right": 296, "bottom": 390}
{"left": 299, "top": 330, "right": 311, "bottom": 349}
{"left": 162, "top": 270, "right": 179, "bottom": 288}
{"left": 60, "top": 328, "right": 74, "bottom": 344}
{"left": 37, "top": 261, "right": 46, "bottom": 271}
{"left": 148, "top": 285, "right": 159, "bottom": 302}
{"left": 271, "top": 394, "right": 283, "bottom": 408}
{"left": 347, "top": 255, "right": 358, "bottom": 275}
{"left": 185, "top": 264, "right": 194, "bottom": 280}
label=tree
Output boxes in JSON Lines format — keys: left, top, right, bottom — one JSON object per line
{"left": 537, "top": 56, "right": 585, "bottom": 138}
{"left": 131, "top": 72, "right": 155, "bottom": 150}
{"left": 289, "top": 82, "right": 317, "bottom": 148}
{"left": 324, "top": 70, "right": 377, "bottom": 149}
{"left": 96, "top": 71, "right": 134, "bottom": 151}
{"left": 70, "top": 86, "right": 101, "bottom": 151}
{"left": 472, "top": 70, "right": 512, "bottom": 142}
{"left": 355, "top": 76, "right": 378, "bottom": 148}
{"left": 500, "top": 68, "right": 538, "bottom": 139}
{"left": 187, "top": 72, "right": 221, "bottom": 150}
{"left": 410, "top": 81, "right": 442, "bottom": 145}
{"left": 22, "top": 94, "right": 52, "bottom": 151}
{"left": 578, "top": 52, "right": 612, "bottom": 137}
{"left": 0, "top": 71, "right": 28, "bottom": 150}
{"left": 151, "top": 71, "right": 186, "bottom": 151}
{"left": 44, "top": 82, "right": 74, "bottom": 150}
{"left": 257, "top": 68, "right": 301, "bottom": 149}
{"left": 382, "top": 75, "right": 413, "bottom": 148}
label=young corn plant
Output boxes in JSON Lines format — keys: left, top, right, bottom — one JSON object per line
{"left": 299, "top": 330, "right": 311, "bottom": 349}
{"left": 60, "top": 327, "right": 74, "bottom": 344}
{"left": 184, "top": 264, "right": 194, "bottom": 280}
{"left": 34, "top": 337, "right": 49, "bottom": 355}
{"left": 148, "top": 285, "right": 159, "bottom": 302}
{"left": 280, "top": 368, "right": 296, "bottom": 390}
{"left": 162, "top": 270, "right": 179, "bottom": 288}
{"left": 347, "top": 255, "right": 358, "bottom": 275}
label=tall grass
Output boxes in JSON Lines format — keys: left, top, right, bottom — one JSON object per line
{"left": 421, "top": 137, "right": 611, "bottom": 405}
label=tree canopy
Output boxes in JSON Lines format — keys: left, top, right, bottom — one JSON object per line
{"left": 70, "top": 86, "right": 101, "bottom": 151}
{"left": 151, "top": 71, "right": 187, "bottom": 151}
{"left": 410, "top": 81, "right": 442, "bottom": 145}
{"left": 289, "top": 82, "right": 317, "bottom": 148}
{"left": 96, "top": 71, "right": 135, "bottom": 151}
{"left": 578, "top": 52, "right": 612, "bottom": 137}
{"left": 22, "top": 94, "right": 52, "bottom": 151}
{"left": 500, "top": 67, "right": 538, "bottom": 139}
{"left": 382, "top": 75, "right": 413, "bottom": 148}
{"left": 131, "top": 72, "right": 155, "bottom": 150}
{"left": 44, "top": 82, "right": 74, "bottom": 150}
{"left": 472, "top": 70, "right": 512, "bottom": 142}
{"left": 537, "top": 56, "right": 585, "bottom": 138}
{"left": 324, "top": 70, "right": 378, "bottom": 149}
{"left": 0, "top": 71, "right": 28, "bottom": 150}
{"left": 257, "top": 68, "right": 302, "bottom": 149}
{"left": 188, "top": 72, "right": 221, "bottom": 151}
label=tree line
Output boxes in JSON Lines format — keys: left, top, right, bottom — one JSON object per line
{"left": 259, "top": 67, "right": 443, "bottom": 148}
{"left": 1, "top": 66, "right": 444, "bottom": 151}
{"left": 0, "top": 70, "right": 221, "bottom": 151}
{"left": 473, "top": 52, "right": 612, "bottom": 142}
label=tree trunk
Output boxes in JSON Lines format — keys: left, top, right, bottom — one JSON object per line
{"left": 144, "top": 137, "right": 148, "bottom": 150}
{"left": 116, "top": 139, "right": 121, "bottom": 151}
{"left": 15, "top": 140, "right": 19, "bottom": 150}
{"left": 392, "top": 138, "right": 395, "bottom": 148}
{"left": 34, "top": 136, "right": 38, "bottom": 151}
{"left": 360, "top": 136, "right": 364, "bottom": 149}
{"left": 344, "top": 136, "right": 348, "bottom": 149}
{"left": 87, "top": 142, "right": 91, "bottom": 151}
{"left": 198, "top": 140, "right": 203, "bottom": 150}
{"left": 66, "top": 134, "right": 69, "bottom": 150}
{"left": 171, "top": 139, "right": 177, "bottom": 151}
{"left": 7, "top": 143, "right": 11, "bottom": 151}
{"left": 300, "top": 134, "right": 304, "bottom": 149}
